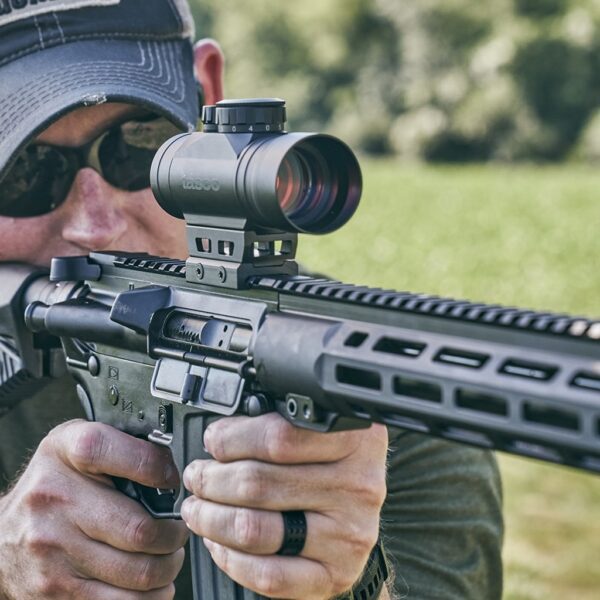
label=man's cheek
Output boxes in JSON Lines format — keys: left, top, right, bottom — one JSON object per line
{"left": 0, "top": 218, "right": 57, "bottom": 264}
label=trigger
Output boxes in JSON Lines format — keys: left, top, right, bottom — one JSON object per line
{"left": 148, "top": 429, "right": 173, "bottom": 447}
{"left": 147, "top": 429, "right": 177, "bottom": 497}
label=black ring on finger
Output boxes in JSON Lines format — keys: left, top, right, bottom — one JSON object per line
{"left": 277, "top": 510, "right": 307, "bottom": 556}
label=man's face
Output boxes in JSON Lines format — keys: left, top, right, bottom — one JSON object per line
{"left": 0, "top": 102, "right": 189, "bottom": 266}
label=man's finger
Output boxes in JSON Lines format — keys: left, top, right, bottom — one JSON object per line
{"left": 181, "top": 497, "right": 344, "bottom": 560}
{"left": 51, "top": 420, "right": 180, "bottom": 489}
{"left": 75, "top": 483, "right": 189, "bottom": 555}
{"left": 203, "top": 413, "right": 370, "bottom": 464}
{"left": 203, "top": 540, "right": 344, "bottom": 600}
{"left": 74, "top": 578, "right": 176, "bottom": 600}
{"left": 71, "top": 538, "right": 185, "bottom": 592}
{"left": 183, "top": 458, "right": 382, "bottom": 512}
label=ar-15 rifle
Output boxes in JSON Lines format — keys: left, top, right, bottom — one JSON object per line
{"left": 0, "top": 98, "right": 598, "bottom": 600}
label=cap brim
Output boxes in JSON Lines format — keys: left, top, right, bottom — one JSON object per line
{"left": 0, "top": 38, "right": 199, "bottom": 181}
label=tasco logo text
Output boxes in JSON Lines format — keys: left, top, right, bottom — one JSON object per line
{"left": 182, "top": 177, "right": 221, "bottom": 192}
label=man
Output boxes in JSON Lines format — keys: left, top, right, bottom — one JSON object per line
{"left": 0, "top": 1, "right": 503, "bottom": 599}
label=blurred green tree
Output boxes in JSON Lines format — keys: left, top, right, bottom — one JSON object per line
{"left": 188, "top": 0, "right": 600, "bottom": 162}
{"left": 511, "top": 36, "right": 598, "bottom": 159}
{"left": 514, "top": 0, "right": 569, "bottom": 19}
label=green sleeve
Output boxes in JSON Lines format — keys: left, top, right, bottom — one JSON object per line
{"left": 0, "top": 375, "right": 85, "bottom": 491}
{"left": 381, "top": 429, "right": 503, "bottom": 599}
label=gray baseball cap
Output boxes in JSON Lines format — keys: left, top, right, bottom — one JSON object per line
{"left": 0, "top": 0, "right": 201, "bottom": 182}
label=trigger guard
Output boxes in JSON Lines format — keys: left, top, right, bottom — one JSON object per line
{"left": 137, "top": 483, "right": 178, "bottom": 519}
{"left": 113, "top": 477, "right": 179, "bottom": 519}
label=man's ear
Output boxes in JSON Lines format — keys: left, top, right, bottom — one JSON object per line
{"left": 193, "top": 39, "right": 225, "bottom": 106}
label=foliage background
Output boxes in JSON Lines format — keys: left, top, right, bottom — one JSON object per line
{"left": 190, "top": 0, "right": 600, "bottom": 162}
{"left": 188, "top": 2, "right": 600, "bottom": 598}
{"left": 293, "top": 162, "right": 600, "bottom": 599}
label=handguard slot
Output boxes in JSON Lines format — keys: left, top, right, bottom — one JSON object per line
{"left": 434, "top": 347, "right": 489, "bottom": 369}
{"left": 499, "top": 359, "right": 558, "bottom": 382}
{"left": 570, "top": 371, "right": 600, "bottom": 394}
{"left": 374, "top": 337, "right": 426, "bottom": 358}
{"left": 393, "top": 375, "right": 441, "bottom": 403}
{"left": 335, "top": 365, "right": 382, "bottom": 391}
{"left": 522, "top": 401, "right": 580, "bottom": 433}
{"left": 455, "top": 389, "right": 508, "bottom": 417}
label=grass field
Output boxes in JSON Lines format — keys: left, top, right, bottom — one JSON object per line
{"left": 296, "top": 161, "right": 600, "bottom": 600}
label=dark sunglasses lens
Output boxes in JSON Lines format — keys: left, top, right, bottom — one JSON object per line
{"left": 98, "top": 129, "right": 153, "bottom": 191}
{"left": 99, "top": 119, "right": 181, "bottom": 192}
{"left": 0, "top": 146, "right": 77, "bottom": 217}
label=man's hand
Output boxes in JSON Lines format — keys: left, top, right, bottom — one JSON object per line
{"left": 0, "top": 420, "right": 188, "bottom": 599}
{"left": 181, "top": 414, "right": 388, "bottom": 600}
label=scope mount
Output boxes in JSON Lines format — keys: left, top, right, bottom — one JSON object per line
{"left": 185, "top": 226, "right": 299, "bottom": 289}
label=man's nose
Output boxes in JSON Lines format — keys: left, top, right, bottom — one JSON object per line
{"left": 59, "top": 168, "right": 129, "bottom": 251}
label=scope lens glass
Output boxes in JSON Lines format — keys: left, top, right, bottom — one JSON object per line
{"left": 276, "top": 150, "right": 312, "bottom": 216}
{"left": 276, "top": 146, "right": 339, "bottom": 231}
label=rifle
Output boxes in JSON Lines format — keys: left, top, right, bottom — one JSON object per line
{"left": 0, "top": 99, "right": 598, "bottom": 599}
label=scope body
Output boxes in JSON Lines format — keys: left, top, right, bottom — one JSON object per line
{"left": 150, "top": 99, "right": 362, "bottom": 235}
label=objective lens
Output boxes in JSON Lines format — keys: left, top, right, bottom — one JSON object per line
{"left": 276, "top": 150, "right": 311, "bottom": 216}
{"left": 276, "top": 144, "right": 344, "bottom": 231}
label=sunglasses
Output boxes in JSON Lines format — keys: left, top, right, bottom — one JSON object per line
{"left": 0, "top": 116, "right": 184, "bottom": 218}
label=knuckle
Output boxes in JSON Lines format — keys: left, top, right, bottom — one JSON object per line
{"left": 133, "top": 556, "right": 158, "bottom": 591}
{"left": 24, "top": 528, "right": 61, "bottom": 559}
{"left": 69, "top": 423, "right": 109, "bottom": 471}
{"left": 190, "top": 462, "right": 205, "bottom": 497}
{"left": 343, "top": 519, "right": 378, "bottom": 563}
{"left": 40, "top": 420, "right": 81, "bottom": 450}
{"left": 169, "top": 521, "right": 190, "bottom": 550}
{"left": 23, "top": 477, "right": 68, "bottom": 512}
{"left": 364, "top": 524, "right": 380, "bottom": 552}
{"left": 132, "top": 552, "right": 182, "bottom": 592}
{"left": 265, "top": 416, "right": 296, "bottom": 462}
{"left": 370, "top": 478, "right": 388, "bottom": 509}
{"left": 206, "top": 426, "right": 225, "bottom": 461}
{"left": 254, "top": 561, "right": 286, "bottom": 597}
{"left": 354, "top": 469, "right": 387, "bottom": 508}
{"left": 33, "top": 572, "right": 68, "bottom": 598}
{"left": 126, "top": 513, "right": 160, "bottom": 550}
{"left": 234, "top": 508, "right": 263, "bottom": 549}
{"left": 238, "top": 465, "right": 266, "bottom": 504}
